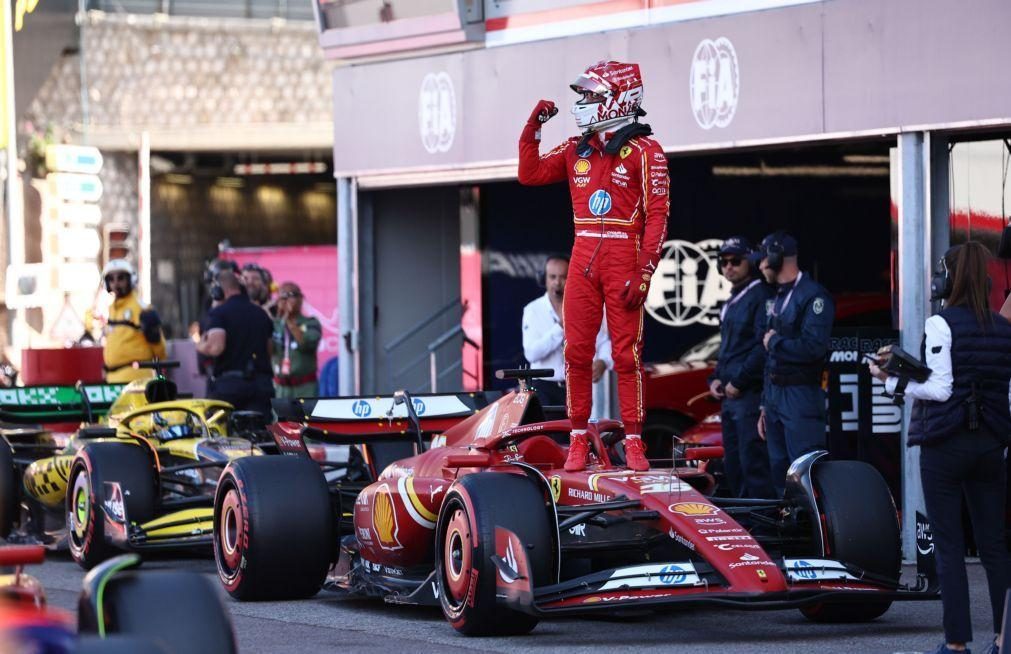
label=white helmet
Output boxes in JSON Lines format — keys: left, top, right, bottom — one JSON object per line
{"left": 102, "top": 259, "right": 136, "bottom": 291}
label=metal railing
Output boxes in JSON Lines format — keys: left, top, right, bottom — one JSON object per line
{"left": 384, "top": 298, "right": 467, "bottom": 393}
{"left": 88, "top": 0, "right": 314, "bottom": 20}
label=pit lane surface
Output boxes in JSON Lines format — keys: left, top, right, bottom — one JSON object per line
{"left": 35, "top": 553, "right": 993, "bottom": 653}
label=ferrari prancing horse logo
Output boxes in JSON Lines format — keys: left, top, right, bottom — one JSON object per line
{"left": 549, "top": 476, "right": 562, "bottom": 503}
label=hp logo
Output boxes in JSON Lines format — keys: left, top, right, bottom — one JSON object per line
{"left": 412, "top": 398, "right": 426, "bottom": 415}
{"left": 351, "top": 400, "right": 372, "bottom": 418}
{"left": 659, "top": 564, "right": 687, "bottom": 585}
{"left": 795, "top": 560, "right": 816, "bottom": 580}
{"left": 588, "top": 189, "right": 612, "bottom": 216}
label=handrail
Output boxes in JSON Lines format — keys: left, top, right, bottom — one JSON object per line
{"left": 383, "top": 298, "right": 462, "bottom": 353}
{"left": 427, "top": 324, "right": 463, "bottom": 352}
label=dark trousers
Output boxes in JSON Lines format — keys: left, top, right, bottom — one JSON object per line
{"left": 764, "top": 384, "right": 826, "bottom": 496}
{"left": 530, "top": 379, "right": 566, "bottom": 408}
{"left": 920, "top": 427, "right": 1009, "bottom": 644}
{"left": 208, "top": 374, "right": 275, "bottom": 417}
{"left": 721, "top": 391, "right": 775, "bottom": 499}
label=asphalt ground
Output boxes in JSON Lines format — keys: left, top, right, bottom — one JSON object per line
{"left": 31, "top": 553, "right": 1003, "bottom": 654}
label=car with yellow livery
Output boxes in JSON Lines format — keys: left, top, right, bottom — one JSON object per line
{"left": 0, "top": 362, "right": 272, "bottom": 569}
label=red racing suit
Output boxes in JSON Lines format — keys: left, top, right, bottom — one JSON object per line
{"left": 519, "top": 129, "right": 670, "bottom": 435}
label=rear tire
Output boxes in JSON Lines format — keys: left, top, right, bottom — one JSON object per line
{"left": 436, "top": 472, "right": 554, "bottom": 636}
{"left": 0, "top": 438, "right": 18, "bottom": 537}
{"left": 79, "top": 570, "right": 235, "bottom": 654}
{"left": 214, "top": 456, "right": 333, "bottom": 600}
{"left": 67, "top": 443, "right": 156, "bottom": 570}
{"left": 799, "top": 460, "right": 899, "bottom": 623}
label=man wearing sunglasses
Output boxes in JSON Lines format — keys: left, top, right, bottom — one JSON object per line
{"left": 271, "top": 282, "right": 322, "bottom": 398}
{"left": 708, "top": 237, "right": 775, "bottom": 499}
{"left": 101, "top": 259, "right": 167, "bottom": 383}
{"left": 518, "top": 60, "right": 669, "bottom": 472}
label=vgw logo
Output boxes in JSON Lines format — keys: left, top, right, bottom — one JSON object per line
{"left": 351, "top": 400, "right": 372, "bottom": 418}
{"left": 646, "top": 239, "right": 731, "bottom": 327}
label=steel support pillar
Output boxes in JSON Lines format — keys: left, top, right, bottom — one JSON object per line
{"left": 337, "top": 176, "right": 360, "bottom": 396}
{"left": 898, "top": 132, "right": 930, "bottom": 561}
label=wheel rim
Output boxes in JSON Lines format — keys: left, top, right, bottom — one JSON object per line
{"left": 442, "top": 507, "right": 472, "bottom": 608}
{"left": 219, "top": 488, "right": 243, "bottom": 571}
{"left": 70, "top": 472, "right": 89, "bottom": 539}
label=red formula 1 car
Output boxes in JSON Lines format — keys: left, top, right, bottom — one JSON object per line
{"left": 213, "top": 370, "right": 936, "bottom": 636}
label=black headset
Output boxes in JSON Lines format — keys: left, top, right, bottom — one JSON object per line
{"left": 537, "top": 253, "right": 570, "bottom": 287}
{"left": 930, "top": 246, "right": 960, "bottom": 302}
{"left": 763, "top": 234, "right": 787, "bottom": 273}
{"left": 205, "top": 259, "right": 240, "bottom": 302}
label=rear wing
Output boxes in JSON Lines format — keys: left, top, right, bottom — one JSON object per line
{"left": 0, "top": 383, "right": 125, "bottom": 424}
{"left": 272, "top": 391, "right": 501, "bottom": 439}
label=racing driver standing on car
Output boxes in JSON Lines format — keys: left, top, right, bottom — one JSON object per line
{"left": 518, "top": 61, "right": 670, "bottom": 472}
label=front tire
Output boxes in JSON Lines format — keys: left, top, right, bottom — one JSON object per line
{"left": 436, "top": 472, "right": 554, "bottom": 636}
{"left": 214, "top": 456, "right": 333, "bottom": 600}
{"left": 0, "top": 438, "right": 18, "bottom": 537}
{"left": 67, "top": 443, "right": 156, "bottom": 570}
{"left": 799, "top": 460, "right": 899, "bottom": 623}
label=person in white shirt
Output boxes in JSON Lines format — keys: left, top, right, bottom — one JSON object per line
{"left": 869, "top": 242, "right": 1011, "bottom": 654}
{"left": 522, "top": 254, "right": 611, "bottom": 414}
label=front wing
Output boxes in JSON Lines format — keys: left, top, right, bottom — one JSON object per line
{"left": 102, "top": 482, "right": 214, "bottom": 551}
{"left": 492, "top": 526, "right": 938, "bottom": 616}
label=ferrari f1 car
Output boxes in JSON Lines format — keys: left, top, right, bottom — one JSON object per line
{"left": 0, "top": 363, "right": 272, "bottom": 569}
{"left": 0, "top": 545, "right": 236, "bottom": 653}
{"left": 213, "top": 369, "right": 937, "bottom": 636}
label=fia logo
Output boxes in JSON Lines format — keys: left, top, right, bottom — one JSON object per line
{"left": 645, "top": 239, "right": 731, "bottom": 327}
{"left": 419, "top": 72, "right": 456, "bottom": 154}
{"left": 588, "top": 190, "right": 612, "bottom": 216}
{"left": 352, "top": 399, "right": 372, "bottom": 418}
{"left": 689, "top": 37, "right": 740, "bottom": 130}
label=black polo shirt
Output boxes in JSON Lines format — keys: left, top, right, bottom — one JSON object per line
{"left": 206, "top": 293, "right": 273, "bottom": 377}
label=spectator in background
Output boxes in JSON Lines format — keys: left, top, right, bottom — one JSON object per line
{"left": 242, "top": 263, "right": 276, "bottom": 317}
{"left": 101, "top": 259, "right": 167, "bottom": 383}
{"left": 522, "top": 254, "right": 611, "bottom": 411}
{"left": 197, "top": 270, "right": 274, "bottom": 415}
{"left": 272, "top": 282, "right": 322, "bottom": 398}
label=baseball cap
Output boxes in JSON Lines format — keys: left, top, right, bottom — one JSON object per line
{"left": 759, "top": 231, "right": 799, "bottom": 257}
{"left": 718, "top": 236, "right": 753, "bottom": 257}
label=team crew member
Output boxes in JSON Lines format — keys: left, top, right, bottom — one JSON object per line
{"left": 519, "top": 60, "right": 670, "bottom": 472}
{"left": 197, "top": 271, "right": 275, "bottom": 415}
{"left": 522, "top": 254, "right": 612, "bottom": 409}
{"left": 871, "top": 242, "right": 1010, "bottom": 654}
{"left": 272, "top": 282, "right": 322, "bottom": 398}
{"left": 708, "top": 237, "right": 775, "bottom": 499}
{"left": 101, "top": 259, "right": 167, "bottom": 383}
{"left": 755, "top": 232, "right": 834, "bottom": 495}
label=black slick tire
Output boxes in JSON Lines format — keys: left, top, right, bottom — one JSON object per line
{"left": 436, "top": 472, "right": 554, "bottom": 636}
{"left": 0, "top": 438, "right": 18, "bottom": 537}
{"left": 66, "top": 443, "right": 156, "bottom": 570}
{"left": 800, "top": 460, "right": 900, "bottom": 623}
{"left": 214, "top": 455, "right": 333, "bottom": 600}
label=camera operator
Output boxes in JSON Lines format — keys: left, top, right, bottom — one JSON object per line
{"left": 196, "top": 270, "right": 274, "bottom": 415}
{"left": 870, "top": 242, "right": 1011, "bottom": 654}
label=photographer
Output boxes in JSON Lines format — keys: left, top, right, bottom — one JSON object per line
{"left": 870, "top": 242, "right": 1011, "bottom": 654}
{"left": 196, "top": 270, "right": 274, "bottom": 415}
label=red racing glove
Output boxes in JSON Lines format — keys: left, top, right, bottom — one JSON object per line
{"left": 620, "top": 252, "right": 658, "bottom": 311}
{"left": 520, "top": 100, "right": 558, "bottom": 142}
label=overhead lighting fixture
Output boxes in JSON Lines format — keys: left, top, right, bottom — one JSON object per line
{"left": 164, "top": 173, "right": 193, "bottom": 184}
{"left": 233, "top": 162, "right": 328, "bottom": 176}
{"left": 712, "top": 164, "right": 889, "bottom": 177}
{"left": 215, "top": 177, "right": 245, "bottom": 188}
{"left": 842, "top": 154, "right": 890, "bottom": 164}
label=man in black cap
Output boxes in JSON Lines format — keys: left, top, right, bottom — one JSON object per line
{"left": 708, "top": 237, "right": 775, "bottom": 499}
{"left": 756, "top": 231, "right": 834, "bottom": 496}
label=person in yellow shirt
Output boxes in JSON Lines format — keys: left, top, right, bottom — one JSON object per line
{"left": 102, "top": 259, "right": 167, "bottom": 383}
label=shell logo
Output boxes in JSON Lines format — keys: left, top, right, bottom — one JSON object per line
{"left": 669, "top": 502, "right": 718, "bottom": 517}
{"left": 372, "top": 484, "right": 403, "bottom": 550}
{"left": 573, "top": 159, "right": 591, "bottom": 174}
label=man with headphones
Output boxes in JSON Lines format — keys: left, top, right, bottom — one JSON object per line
{"left": 242, "top": 262, "right": 276, "bottom": 317}
{"left": 709, "top": 237, "right": 775, "bottom": 499}
{"left": 755, "top": 232, "right": 835, "bottom": 496}
{"left": 101, "top": 259, "right": 167, "bottom": 383}
{"left": 522, "top": 254, "right": 611, "bottom": 411}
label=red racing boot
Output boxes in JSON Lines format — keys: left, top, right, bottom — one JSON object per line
{"left": 564, "top": 432, "right": 590, "bottom": 472}
{"left": 624, "top": 436, "right": 649, "bottom": 472}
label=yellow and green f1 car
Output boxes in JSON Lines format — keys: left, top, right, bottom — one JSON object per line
{"left": 0, "top": 363, "right": 272, "bottom": 569}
